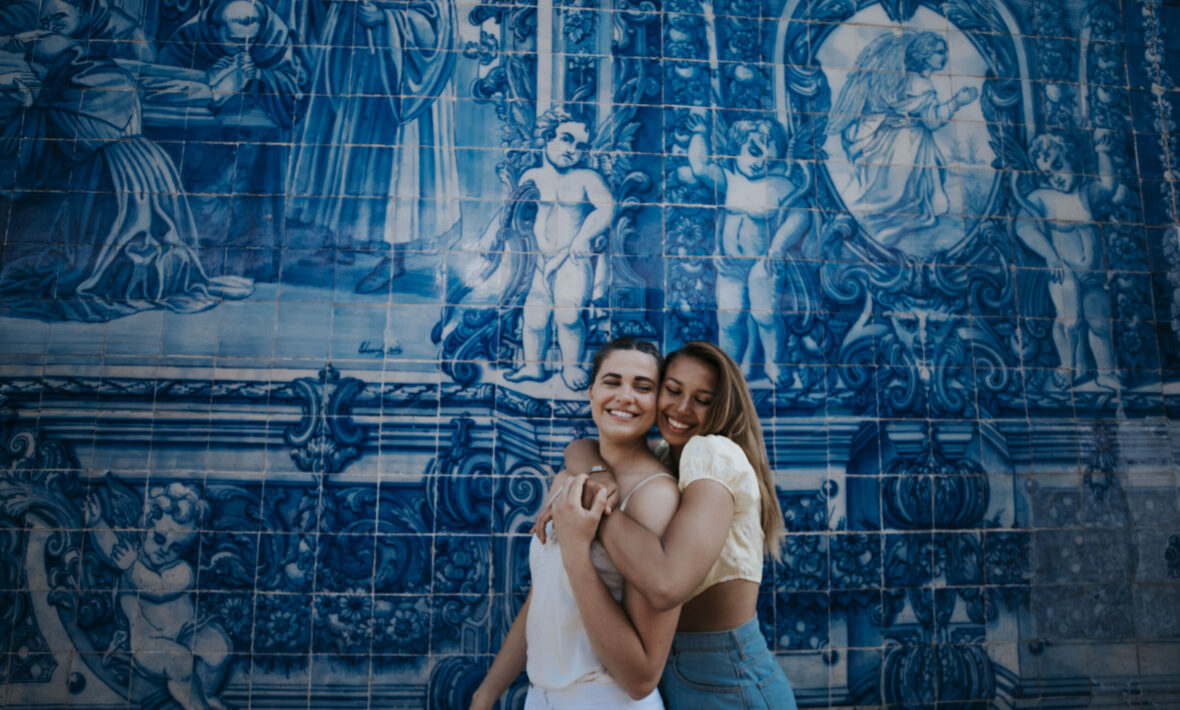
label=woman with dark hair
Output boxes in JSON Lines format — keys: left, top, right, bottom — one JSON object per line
{"left": 545, "top": 340, "right": 796, "bottom": 708}
{"left": 472, "top": 337, "right": 682, "bottom": 710}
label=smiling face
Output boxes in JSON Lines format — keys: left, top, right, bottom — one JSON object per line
{"left": 544, "top": 121, "right": 590, "bottom": 171}
{"left": 587, "top": 349, "right": 661, "bottom": 444}
{"left": 656, "top": 355, "right": 717, "bottom": 449}
{"left": 39, "top": 0, "right": 82, "bottom": 37}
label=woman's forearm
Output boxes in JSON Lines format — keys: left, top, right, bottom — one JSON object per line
{"left": 598, "top": 511, "right": 679, "bottom": 610}
{"left": 563, "top": 538, "right": 677, "bottom": 699}
{"left": 567, "top": 439, "right": 677, "bottom": 605}
{"left": 470, "top": 592, "right": 531, "bottom": 710}
{"left": 567, "top": 440, "right": 735, "bottom": 610}
{"left": 599, "top": 480, "right": 734, "bottom": 611}
{"left": 564, "top": 438, "right": 606, "bottom": 472}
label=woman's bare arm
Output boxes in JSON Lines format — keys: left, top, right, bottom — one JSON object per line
{"left": 564, "top": 438, "right": 606, "bottom": 468}
{"left": 566, "top": 438, "right": 735, "bottom": 611}
{"left": 469, "top": 591, "right": 531, "bottom": 710}
{"left": 598, "top": 480, "right": 733, "bottom": 611}
{"left": 532, "top": 440, "right": 618, "bottom": 543}
{"left": 553, "top": 474, "right": 682, "bottom": 698}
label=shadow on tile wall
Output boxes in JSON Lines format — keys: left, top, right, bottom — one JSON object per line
{"left": 0, "top": 0, "right": 1179, "bottom": 705}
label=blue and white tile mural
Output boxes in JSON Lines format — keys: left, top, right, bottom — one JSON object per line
{"left": 0, "top": 0, "right": 1179, "bottom": 704}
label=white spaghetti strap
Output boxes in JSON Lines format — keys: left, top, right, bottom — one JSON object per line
{"left": 546, "top": 483, "right": 567, "bottom": 505}
{"left": 619, "top": 472, "right": 676, "bottom": 511}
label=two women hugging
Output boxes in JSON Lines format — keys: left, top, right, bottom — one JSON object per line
{"left": 471, "top": 338, "right": 798, "bottom": 709}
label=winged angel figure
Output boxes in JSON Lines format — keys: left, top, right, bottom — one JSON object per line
{"left": 828, "top": 30, "right": 978, "bottom": 248}
{"left": 434, "top": 106, "right": 638, "bottom": 388}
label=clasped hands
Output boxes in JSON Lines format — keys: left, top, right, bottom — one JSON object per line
{"left": 531, "top": 470, "right": 619, "bottom": 545}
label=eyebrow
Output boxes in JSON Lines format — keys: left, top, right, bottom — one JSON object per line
{"left": 663, "top": 376, "right": 714, "bottom": 395}
{"left": 603, "top": 371, "right": 657, "bottom": 385}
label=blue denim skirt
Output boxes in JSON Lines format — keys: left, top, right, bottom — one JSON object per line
{"left": 659, "top": 616, "right": 797, "bottom": 710}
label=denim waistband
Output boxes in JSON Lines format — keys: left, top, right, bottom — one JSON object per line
{"left": 671, "top": 615, "right": 767, "bottom": 657}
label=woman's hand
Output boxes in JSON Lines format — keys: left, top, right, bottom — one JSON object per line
{"left": 529, "top": 504, "right": 553, "bottom": 542}
{"left": 583, "top": 470, "right": 620, "bottom": 512}
{"left": 467, "top": 686, "right": 495, "bottom": 710}
{"left": 551, "top": 474, "right": 606, "bottom": 556}
{"left": 531, "top": 469, "right": 618, "bottom": 543}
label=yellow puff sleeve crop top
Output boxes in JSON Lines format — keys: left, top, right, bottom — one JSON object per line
{"left": 677, "top": 435, "right": 764, "bottom": 598}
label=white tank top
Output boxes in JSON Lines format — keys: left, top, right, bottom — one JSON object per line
{"left": 525, "top": 472, "right": 674, "bottom": 690}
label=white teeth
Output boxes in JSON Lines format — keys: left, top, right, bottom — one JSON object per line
{"left": 665, "top": 416, "right": 691, "bottom": 431}
{"left": 607, "top": 409, "right": 637, "bottom": 419}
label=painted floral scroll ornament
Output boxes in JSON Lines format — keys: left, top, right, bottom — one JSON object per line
{"left": 283, "top": 365, "right": 366, "bottom": 475}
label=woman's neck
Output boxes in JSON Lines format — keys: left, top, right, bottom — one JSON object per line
{"left": 668, "top": 444, "right": 684, "bottom": 470}
{"left": 598, "top": 436, "right": 651, "bottom": 477}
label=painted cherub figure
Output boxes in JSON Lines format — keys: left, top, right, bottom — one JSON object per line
{"left": 504, "top": 108, "right": 615, "bottom": 389}
{"left": 686, "top": 110, "right": 811, "bottom": 385}
{"left": 1012, "top": 130, "right": 1126, "bottom": 390}
{"left": 87, "top": 479, "right": 232, "bottom": 710}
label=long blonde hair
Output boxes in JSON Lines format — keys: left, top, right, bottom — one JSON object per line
{"left": 666, "top": 341, "right": 785, "bottom": 560}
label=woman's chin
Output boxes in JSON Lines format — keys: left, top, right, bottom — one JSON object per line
{"left": 658, "top": 426, "right": 693, "bottom": 446}
{"left": 599, "top": 418, "right": 653, "bottom": 442}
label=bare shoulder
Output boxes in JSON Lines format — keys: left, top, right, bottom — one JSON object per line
{"left": 623, "top": 468, "right": 679, "bottom": 536}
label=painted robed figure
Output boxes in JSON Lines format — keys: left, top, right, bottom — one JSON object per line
{"left": 286, "top": 0, "right": 460, "bottom": 292}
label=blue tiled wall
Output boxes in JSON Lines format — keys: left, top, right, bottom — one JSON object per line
{"left": 1, "top": 0, "right": 1179, "bottom": 706}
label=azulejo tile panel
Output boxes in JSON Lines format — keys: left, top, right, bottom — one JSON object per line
{"left": 0, "top": 0, "right": 1179, "bottom": 706}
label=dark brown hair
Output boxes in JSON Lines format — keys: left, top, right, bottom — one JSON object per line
{"left": 588, "top": 337, "right": 664, "bottom": 385}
